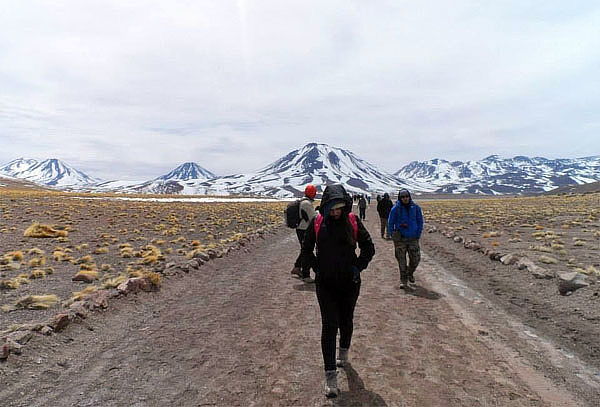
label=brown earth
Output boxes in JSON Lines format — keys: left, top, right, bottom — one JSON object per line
{"left": 1, "top": 205, "right": 599, "bottom": 406}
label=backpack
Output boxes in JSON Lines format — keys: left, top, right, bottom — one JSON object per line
{"left": 284, "top": 198, "right": 307, "bottom": 228}
{"left": 314, "top": 213, "right": 358, "bottom": 243}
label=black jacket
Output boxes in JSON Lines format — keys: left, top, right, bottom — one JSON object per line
{"left": 376, "top": 195, "right": 393, "bottom": 219}
{"left": 301, "top": 184, "right": 375, "bottom": 286}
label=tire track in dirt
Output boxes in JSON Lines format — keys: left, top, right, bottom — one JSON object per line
{"left": 0, "top": 206, "right": 591, "bottom": 406}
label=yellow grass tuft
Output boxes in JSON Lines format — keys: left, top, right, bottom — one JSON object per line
{"left": 28, "top": 247, "right": 45, "bottom": 256}
{"left": 539, "top": 255, "right": 558, "bottom": 264}
{"left": 5, "top": 251, "right": 24, "bottom": 261}
{"left": 102, "top": 274, "right": 127, "bottom": 289}
{"left": 92, "top": 247, "right": 109, "bottom": 254}
{"left": 0, "top": 279, "right": 20, "bottom": 289}
{"left": 71, "top": 285, "right": 98, "bottom": 301}
{"left": 73, "top": 270, "right": 99, "bottom": 281}
{"left": 75, "top": 255, "right": 94, "bottom": 264}
{"left": 28, "top": 257, "right": 46, "bottom": 267}
{"left": 29, "top": 269, "right": 46, "bottom": 279}
{"left": 15, "top": 294, "right": 59, "bottom": 310}
{"left": 24, "top": 223, "right": 68, "bottom": 238}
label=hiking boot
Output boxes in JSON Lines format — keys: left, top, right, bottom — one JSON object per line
{"left": 302, "top": 277, "right": 315, "bottom": 283}
{"left": 408, "top": 274, "right": 415, "bottom": 284}
{"left": 400, "top": 279, "right": 408, "bottom": 289}
{"left": 291, "top": 267, "right": 302, "bottom": 278}
{"left": 324, "top": 370, "right": 339, "bottom": 398}
{"left": 336, "top": 348, "right": 349, "bottom": 367}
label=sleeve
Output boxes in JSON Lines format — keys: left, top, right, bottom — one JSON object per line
{"left": 300, "top": 218, "right": 318, "bottom": 272}
{"left": 387, "top": 205, "right": 397, "bottom": 236}
{"left": 416, "top": 206, "right": 424, "bottom": 238}
{"left": 354, "top": 218, "right": 375, "bottom": 271}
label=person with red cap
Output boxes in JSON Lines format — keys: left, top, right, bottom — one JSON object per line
{"left": 291, "top": 184, "right": 318, "bottom": 282}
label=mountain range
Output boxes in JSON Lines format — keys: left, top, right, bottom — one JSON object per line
{"left": 1, "top": 145, "right": 599, "bottom": 197}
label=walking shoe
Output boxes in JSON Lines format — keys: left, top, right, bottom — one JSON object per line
{"left": 324, "top": 370, "right": 339, "bottom": 398}
{"left": 302, "top": 277, "right": 315, "bottom": 283}
{"left": 408, "top": 274, "right": 415, "bottom": 284}
{"left": 400, "top": 279, "right": 408, "bottom": 289}
{"left": 291, "top": 267, "right": 302, "bottom": 278}
{"left": 336, "top": 348, "right": 349, "bottom": 367}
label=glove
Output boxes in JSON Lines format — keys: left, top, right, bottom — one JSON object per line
{"left": 351, "top": 266, "right": 361, "bottom": 284}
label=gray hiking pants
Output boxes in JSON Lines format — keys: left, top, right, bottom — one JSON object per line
{"left": 392, "top": 234, "right": 421, "bottom": 281}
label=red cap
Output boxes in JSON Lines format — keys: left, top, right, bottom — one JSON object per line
{"left": 304, "top": 184, "right": 317, "bottom": 199}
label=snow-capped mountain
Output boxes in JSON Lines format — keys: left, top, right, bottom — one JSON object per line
{"left": 0, "top": 158, "right": 100, "bottom": 188}
{"left": 395, "top": 155, "right": 600, "bottom": 194}
{"left": 156, "top": 162, "right": 216, "bottom": 181}
{"left": 196, "top": 143, "right": 403, "bottom": 197}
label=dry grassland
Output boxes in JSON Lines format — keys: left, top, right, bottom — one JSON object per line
{"left": 420, "top": 193, "right": 600, "bottom": 277}
{"left": 0, "top": 189, "right": 285, "bottom": 330}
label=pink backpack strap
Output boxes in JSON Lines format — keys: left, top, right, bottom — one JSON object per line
{"left": 314, "top": 212, "right": 358, "bottom": 242}
{"left": 314, "top": 214, "right": 323, "bottom": 238}
{"left": 348, "top": 212, "right": 358, "bottom": 242}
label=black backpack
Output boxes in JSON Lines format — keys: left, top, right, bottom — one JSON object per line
{"left": 284, "top": 198, "right": 306, "bottom": 228}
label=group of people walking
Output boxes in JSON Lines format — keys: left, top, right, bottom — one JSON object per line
{"left": 290, "top": 183, "right": 424, "bottom": 398}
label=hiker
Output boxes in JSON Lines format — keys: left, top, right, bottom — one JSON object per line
{"left": 301, "top": 184, "right": 375, "bottom": 398}
{"left": 366, "top": 195, "right": 371, "bottom": 205}
{"left": 388, "top": 189, "right": 424, "bottom": 288}
{"left": 376, "top": 192, "right": 393, "bottom": 239}
{"left": 358, "top": 195, "right": 367, "bottom": 221}
{"left": 376, "top": 194, "right": 381, "bottom": 203}
{"left": 291, "top": 184, "right": 317, "bottom": 283}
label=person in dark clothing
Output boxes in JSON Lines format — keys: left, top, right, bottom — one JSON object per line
{"left": 366, "top": 195, "right": 371, "bottom": 205}
{"left": 388, "top": 189, "right": 424, "bottom": 288}
{"left": 376, "top": 192, "right": 394, "bottom": 239}
{"left": 301, "top": 184, "right": 375, "bottom": 398}
{"left": 357, "top": 195, "right": 367, "bottom": 220}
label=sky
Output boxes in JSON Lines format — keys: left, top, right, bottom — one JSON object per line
{"left": 1, "top": 0, "right": 599, "bottom": 180}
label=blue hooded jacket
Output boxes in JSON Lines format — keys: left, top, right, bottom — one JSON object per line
{"left": 387, "top": 190, "right": 424, "bottom": 239}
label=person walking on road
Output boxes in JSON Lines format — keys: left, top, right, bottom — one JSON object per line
{"left": 358, "top": 195, "right": 367, "bottom": 221}
{"left": 388, "top": 189, "right": 424, "bottom": 289}
{"left": 291, "top": 184, "right": 317, "bottom": 283}
{"left": 301, "top": 184, "right": 375, "bottom": 398}
{"left": 376, "top": 192, "right": 393, "bottom": 239}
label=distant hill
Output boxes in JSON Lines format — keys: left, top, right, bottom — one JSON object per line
{"left": 544, "top": 181, "right": 600, "bottom": 195}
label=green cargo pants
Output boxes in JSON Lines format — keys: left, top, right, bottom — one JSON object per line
{"left": 392, "top": 233, "right": 421, "bottom": 283}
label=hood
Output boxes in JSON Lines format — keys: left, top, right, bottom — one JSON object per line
{"left": 397, "top": 189, "right": 413, "bottom": 205}
{"left": 319, "top": 184, "right": 353, "bottom": 217}
{"left": 383, "top": 193, "right": 390, "bottom": 200}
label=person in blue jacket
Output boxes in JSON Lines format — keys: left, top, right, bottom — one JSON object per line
{"left": 387, "top": 189, "right": 424, "bottom": 288}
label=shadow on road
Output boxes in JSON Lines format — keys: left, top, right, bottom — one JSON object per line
{"left": 335, "top": 363, "right": 388, "bottom": 406}
{"left": 292, "top": 282, "right": 316, "bottom": 292}
{"left": 401, "top": 285, "right": 443, "bottom": 300}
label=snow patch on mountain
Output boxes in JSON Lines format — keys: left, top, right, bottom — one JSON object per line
{"left": 0, "top": 158, "right": 100, "bottom": 187}
{"left": 395, "top": 155, "right": 600, "bottom": 194}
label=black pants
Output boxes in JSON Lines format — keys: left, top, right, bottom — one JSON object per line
{"left": 316, "top": 280, "right": 361, "bottom": 371}
{"left": 359, "top": 207, "right": 366, "bottom": 220}
{"left": 294, "top": 229, "right": 310, "bottom": 278}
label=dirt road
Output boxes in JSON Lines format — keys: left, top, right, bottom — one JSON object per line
{"left": 1, "top": 206, "right": 598, "bottom": 406}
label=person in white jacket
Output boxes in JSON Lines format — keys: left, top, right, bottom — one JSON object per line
{"left": 291, "top": 184, "right": 317, "bottom": 283}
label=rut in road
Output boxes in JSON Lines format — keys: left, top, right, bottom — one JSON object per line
{"left": 0, "top": 207, "right": 586, "bottom": 406}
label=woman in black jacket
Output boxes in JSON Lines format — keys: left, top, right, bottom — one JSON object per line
{"left": 301, "top": 184, "right": 375, "bottom": 398}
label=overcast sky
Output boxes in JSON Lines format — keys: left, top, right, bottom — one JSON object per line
{"left": 1, "top": 0, "right": 599, "bottom": 180}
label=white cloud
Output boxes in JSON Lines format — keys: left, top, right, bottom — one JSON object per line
{"left": 0, "top": 0, "right": 599, "bottom": 179}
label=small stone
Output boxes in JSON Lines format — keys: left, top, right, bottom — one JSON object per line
{"left": 84, "top": 290, "right": 110, "bottom": 310}
{"left": 558, "top": 272, "right": 589, "bottom": 295}
{"left": 8, "top": 330, "right": 33, "bottom": 345}
{"left": 453, "top": 236, "right": 463, "bottom": 243}
{"left": 500, "top": 253, "right": 520, "bottom": 265}
{"left": 1, "top": 343, "right": 9, "bottom": 360}
{"left": 40, "top": 326, "right": 53, "bottom": 336}
{"left": 7, "top": 339, "right": 22, "bottom": 355}
{"left": 529, "top": 264, "right": 554, "bottom": 279}
{"left": 50, "top": 313, "right": 72, "bottom": 332}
